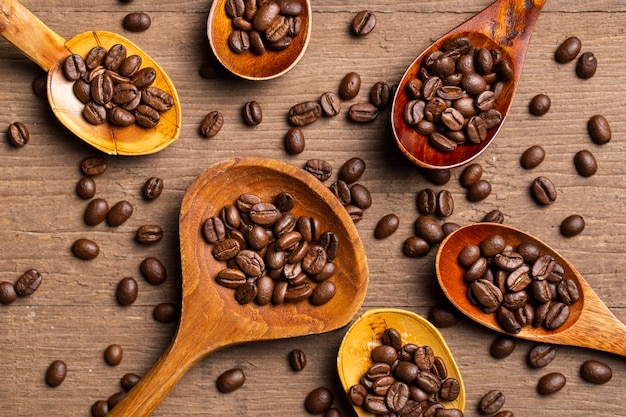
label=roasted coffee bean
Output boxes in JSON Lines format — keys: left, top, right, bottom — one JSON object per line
{"left": 140, "top": 257, "right": 167, "bottom": 285}
{"left": 120, "top": 373, "right": 141, "bottom": 391}
{"left": 0, "top": 282, "right": 17, "bottom": 304}
{"left": 104, "top": 44, "right": 126, "bottom": 70}
{"left": 428, "top": 304, "right": 459, "bottom": 328}
{"left": 458, "top": 244, "right": 481, "bottom": 268}
{"left": 305, "top": 386, "right": 334, "bottom": 414}
{"left": 141, "top": 87, "right": 174, "bottom": 112}
{"left": 403, "top": 236, "right": 431, "bottom": 257}
{"left": 123, "top": 12, "right": 151, "bottom": 32}
{"left": 135, "top": 224, "right": 163, "bottom": 244}
{"left": 109, "top": 106, "right": 135, "bottom": 127}
{"left": 288, "top": 348, "right": 307, "bottom": 371}
{"left": 107, "top": 200, "right": 133, "bottom": 226}
{"left": 81, "top": 156, "right": 108, "bottom": 176}
{"left": 471, "top": 279, "right": 503, "bottom": 312}
{"left": 330, "top": 180, "right": 352, "bottom": 204}
{"left": 587, "top": 114, "right": 611, "bottom": 144}
{"left": 479, "top": 390, "right": 505, "bottom": 414}
{"left": 288, "top": 101, "right": 322, "bottom": 126}
{"left": 529, "top": 93, "right": 551, "bottom": 116}
{"left": 116, "top": 277, "right": 138, "bottom": 306}
{"left": 91, "top": 400, "right": 109, "bottom": 417}
{"left": 336, "top": 157, "right": 365, "bottom": 184}
{"left": 490, "top": 335, "right": 516, "bottom": 359}
{"left": 309, "top": 280, "right": 336, "bottom": 305}
{"left": 544, "top": 302, "right": 569, "bottom": 329}
{"left": 305, "top": 159, "right": 332, "bottom": 181}
{"left": 531, "top": 176, "right": 557, "bottom": 205}
{"left": 153, "top": 302, "right": 178, "bottom": 323}
{"left": 459, "top": 163, "right": 483, "bottom": 188}
{"left": 560, "top": 214, "right": 585, "bottom": 237}
{"left": 85, "top": 46, "right": 106, "bottom": 70}
{"left": 200, "top": 111, "right": 224, "bottom": 138}
{"left": 520, "top": 145, "right": 545, "bottom": 169}
{"left": 72, "top": 238, "right": 100, "bottom": 260}
{"left": 442, "top": 222, "right": 460, "bottom": 236}
{"left": 319, "top": 91, "right": 341, "bottom": 116}
{"left": 83, "top": 102, "right": 107, "bottom": 125}
{"left": 467, "top": 179, "right": 491, "bottom": 202}
{"left": 436, "top": 190, "right": 454, "bottom": 217}
{"left": 63, "top": 54, "right": 87, "bottom": 80}
{"left": 482, "top": 209, "right": 504, "bottom": 223}
{"left": 479, "top": 234, "right": 506, "bottom": 257}
{"left": 84, "top": 198, "right": 109, "bottom": 226}
{"left": 496, "top": 306, "right": 522, "bottom": 333}
{"left": 105, "top": 344, "right": 123, "bottom": 366}
{"left": 107, "top": 391, "right": 126, "bottom": 410}
{"left": 576, "top": 52, "right": 597, "bottom": 79}
{"left": 415, "top": 215, "right": 444, "bottom": 244}
{"left": 7, "top": 121, "right": 29, "bottom": 147}
{"left": 429, "top": 132, "right": 457, "bottom": 152}
{"left": 517, "top": 242, "right": 541, "bottom": 263}
{"left": 112, "top": 82, "right": 138, "bottom": 105}
{"left": 370, "top": 81, "right": 391, "bottom": 108}
{"left": 284, "top": 127, "right": 305, "bottom": 154}
{"left": 574, "top": 149, "right": 597, "bottom": 177}
{"left": 538, "top": 372, "right": 566, "bottom": 395}
{"left": 236, "top": 250, "right": 265, "bottom": 277}
{"left": 119, "top": 55, "right": 142, "bottom": 77}
{"left": 421, "top": 168, "right": 451, "bottom": 185}
{"left": 465, "top": 257, "right": 488, "bottom": 282}
{"left": 135, "top": 104, "right": 160, "bottom": 128}
{"left": 528, "top": 344, "right": 556, "bottom": 368}
{"left": 143, "top": 177, "right": 163, "bottom": 201}
{"left": 216, "top": 368, "right": 245, "bottom": 393}
{"left": 350, "top": 183, "right": 372, "bottom": 209}
{"left": 351, "top": 10, "right": 376, "bottom": 36}
{"left": 580, "top": 360, "right": 613, "bottom": 384}
{"left": 13, "top": 269, "right": 42, "bottom": 297}
{"left": 374, "top": 214, "right": 400, "bottom": 239}
{"left": 339, "top": 72, "right": 361, "bottom": 100}
{"left": 417, "top": 188, "right": 437, "bottom": 215}
{"left": 32, "top": 74, "right": 47, "bottom": 98}
{"left": 557, "top": 279, "right": 580, "bottom": 305}
{"left": 555, "top": 36, "right": 581, "bottom": 63}
{"left": 242, "top": 100, "right": 263, "bottom": 126}
{"left": 348, "top": 102, "right": 379, "bottom": 123}
{"left": 46, "top": 360, "right": 67, "bottom": 387}
{"left": 131, "top": 67, "right": 157, "bottom": 89}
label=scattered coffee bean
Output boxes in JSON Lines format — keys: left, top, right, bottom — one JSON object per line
{"left": 339, "top": 157, "right": 366, "bottom": 183}
{"left": 76, "top": 177, "right": 97, "bottom": 199}
{"left": 305, "top": 386, "right": 334, "bottom": 414}
{"left": 350, "top": 183, "right": 372, "bottom": 209}
{"left": 490, "top": 335, "right": 516, "bottom": 359}
{"left": 482, "top": 209, "right": 504, "bottom": 223}
{"left": 528, "top": 344, "right": 556, "bottom": 368}
{"left": 80, "top": 156, "right": 108, "bottom": 176}
{"left": 580, "top": 359, "right": 613, "bottom": 384}
{"left": 555, "top": 36, "right": 581, "bottom": 63}
{"left": 216, "top": 368, "right": 245, "bottom": 393}
{"left": 72, "top": 238, "right": 100, "bottom": 259}
{"left": 91, "top": 400, "right": 109, "bottom": 417}
{"left": 0, "top": 281, "right": 17, "bottom": 304}
{"left": 284, "top": 127, "right": 305, "bottom": 154}
{"left": 32, "top": 74, "right": 47, "bottom": 98}
{"left": 576, "top": 51, "right": 597, "bottom": 79}
{"left": 7, "top": 121, "right": 29, "bottom": 147}
{"left": 305, "top": 159, "right": 332, "bottom": 181}
{"left": 459, "top": 163, "right": 483, "bottom": 188}
{"left": 104, "top": 344, "right": 124, "bottom": 366}
{"left": 436, "top": 190, "right": 454, "bottom": 217}
{"left": 428, "top": 304, "right": 460, "bottom": 328}
{"left": 416, "top": 188, "right": 437, "bottom": 215}
{"left": 120, "top": 373, "right": 141, "bottom": 391}
{"left": 339, "top": 72, "right": 361, "bottom": 100}
{"left": 370, "top": 81, "right": 391, "bottom": 108}
{"left": 531, "top": 176, "right": 557, "bottom": 205}
{"left": 153, "top": 302, "right": 179, "bottom": 323}
{"left": 479, "top": 389, "right": 505, "bottom": 414}
{"left": 46, "top": 360, "right": 67, "bottom": 387}
{"left": 351, "top": 10, "right": 376, "bottom": 36}
{"left": 123, "top": 12, "right": 151, "bottom": 32}
{"left": 587, "top": 114, "right": 611, "bottom": 144}
{"left": 421, "top": 168, "right": 451, "bottom": 185}
{"left": 242, "top": 100, "right": 263, "bottom": 126}
{"left": 84, "top": 198, "right": 109, "bottom": 226}
{"left": 200, "top": 110, "right": 224, "bottom": 138}
{"left": 288, "top": 101, "right": 322, "bottom": 126}
{"left": 14, "top": 269, "right": 42, "bottom": 297}
{"left": 529, "top": 93, "right": 551, "bottom": 116}
{"left": 537, "top": 372, "right": 566, "bottom": 395}
{"left": 135, "top": 225, "right": 164, "bottom": 244}
{"left": 560, "top": 214, "right": 585, "bottom": 237}
{"left": 374, "top": 214, "right": 400, "bottom": 239}
{"left": 288, "top": 348, "right": 307, "bottom": 371}
{"left": 140, "top": 257, "right": 167, "bottom": 285}
{"left": 442, "top": 222, "right": 460, "bottom": 236}
{"left": 348, "top": 102, "right": 379, "bottom": 123}
{"left": 520, "top": 145, "right": 545, "bottom": 169}
{"left": 467, "top": 179, "right": 491, "bottom": 202}
{"left": 116, "top": 277, "right": 138, "bottom": 306}
{"left": 402, "top": 236, "right": 431, "bottom": 257}
{"left": 107, "top": 200, "right": 134, "bottom": 226}
{"left": 107, "top": 391, "right": 126, "bottom": 409}
{"left": 573, "top": 149, "right": 597, "bottom": 177}
{"left": 414, "top": 215, "right": 444, "bottom": 244}
{"left": 143, "top": 177, "right": 164, "bottom": 201}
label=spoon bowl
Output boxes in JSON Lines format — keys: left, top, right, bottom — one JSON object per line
{"left": 391, "top": 0, "right": 546, "bottom": 170}
{"left": 436, "top": 223, "right": 626, "bottom": 356}
{"left": 0, "top": 0, "right": 181, "bottom": 155}
{"left": 337, "top": 308, "right": 465, "bottom": 417}
{"left": 207, "top": 0, "right": 312, "bottom": 80}
{"left": 107, "top": 157, "right": 369, "bottom": 416}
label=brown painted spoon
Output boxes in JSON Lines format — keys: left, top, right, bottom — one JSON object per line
{"left": 207, "top": 0, "right": 312, "bottom": 80}
{"left": 391, "top": 0, "right": 546, "bottom": 170}
{"left": 107, "top": 157, "right": 369, "bottom": 416}
{"left": 0, "top": 0, "right": 181, "bottom": 155}
{"left": 436, "top": 222, "right": 626, "bottom": 356}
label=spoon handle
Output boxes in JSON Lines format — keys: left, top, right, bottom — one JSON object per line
{"left": 488, "top": 0, "right": 547, "bottom": 48}
{"left": 0, "top": 0, "right": 68, "bottom": 71}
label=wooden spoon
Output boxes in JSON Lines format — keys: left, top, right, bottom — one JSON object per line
{"left": 0, "top": 0, "right": 181, "bottom": 155}
{"left": 436, "top": 222, "right": 626, "bottom": 356}
{"left": 337, "top": 308, "right": 465, "bottom": 417}
{"left": 207, "top": 0, "right": 312, "bottom": 80}
{"left": 107, "top": 157, "right": 369, "bottom": 416}
{"left": 391, "top": 0, "right": 546, "bottom": 170}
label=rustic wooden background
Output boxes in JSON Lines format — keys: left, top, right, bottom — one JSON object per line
{"left": 0, "top": 0, "right": 624, "bottom": 416}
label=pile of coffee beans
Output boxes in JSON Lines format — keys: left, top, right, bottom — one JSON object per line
{"left": 458, "top": 234, "right": 580, "bottom": 334}
{"left": 347, "top": 327, "right": 463, "bottom": 417}
{"left": 203, "top": 192, "right": 339, "bottom": 306}
{"left": 62, "top": 44, "right": 174, "bottom": 128}
{"left": 402, "top": 36, "right": 511, "bottom": 152}
{"left": 225, "top": 0, "right": 304, "bottom": 55}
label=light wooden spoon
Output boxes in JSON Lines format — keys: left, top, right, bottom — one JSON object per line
{"left": 0, "top": 0, "right": 181, "bottom": 155}
{"left": 436, "top": 222, "right": 626, "bottom": 356}
{"left": 107, "top": 157, "right": 369, "bottom": 416}
{"left": 391, "top": 0, "right": 546, "bottom": 170}
{"left": 337, "top": 308, "right": 465, "bottom": 417}
{"left": 207, "top": 0, "right": 312, "bottom": 80}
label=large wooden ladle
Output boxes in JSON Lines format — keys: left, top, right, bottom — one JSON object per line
{"left": 0, "top": 0, "right": 181, "bottom": 155}
{"left": 107, "top": 157, "right": 369, "bottom": 416}
{"left": 436, "top": 223, "right": 626, "bottom": 356}
{"left": 391, "top": 0, "right": 546, "bottom": 170}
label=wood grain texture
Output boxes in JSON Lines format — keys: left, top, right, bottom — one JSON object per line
{"left": 0, "top": 1, "right": 625, "bottom": 416}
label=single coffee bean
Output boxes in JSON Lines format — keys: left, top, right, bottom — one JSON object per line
{"left": 479, "top": 390, "right": 505, "bottom": 414}
{"left": 520, "top": 145, "right": 545, "bottom": 169}
{"left": 135, "top": 225, "right": 163, "bottom": 244}
{"left": 63, "top": 53, "right": 87, "bottom": 80}
{"left": 338, "top": 157, "right": 366, "bottom": 183}
{"left": 83, "top": 102, "right": 107, "bottom": 125}
{"left": 123, "top": 12, "right": 151, "bottom": 32}
{"left": 374, "top": 213, "right": 400, "bottom": 239}
{"left": 421, "top": 168, "right": 451, "bottom": 185}
{"left": 242, "top": 100, "right": 263, "bottom": 126}
{"left": 442, "top": 222, "right": 460, "bottom": 236}
{"left": 305, "top": 386, "right": 334, "bottom": 414}
{"left": 107, "top": 391, "right": 126, "bottom": 410}
{"left": 216, "top": 368, "right": 246, "bottom": 393}
{"left": 351, "top": 10, "right": 376, "bottom": 36}
{"left": 200, "top": 111, "right": 224, "bottom": 138}
{"left": 370, "top": 81, "right": 391, "bottom": 108}
{"left": 91, "top": 400, "right": 109, "bottom": 417}
{"left": 140, "top": 257, "right": 167, "bottom": 285}
{"left": 587, "top": 114, "right": 611, "bottom": 144}
{"left": 0, "top": 282, "right": 17, "bottom": 304}
{"left": 555, "top": 36, "right": 581, "bottom": 63}
{"left": 573, "top": 149, "right": 597, "bottom": 177}
{"left": 436, "top": 190, "right": 454, "bottom": 217}
{"left": 273, "top": 192, "right": 295, "bottom": 213}
{"left": 482, "top": 209, "right": 505, "bottom": 223}
{"left": 46, "top": 360, "right": 67, "bottom": 387}
{"left": 459, "top": 163, "right": 483, "bottom": 188}
{"left": 119, "top": 54, "right": 142, "bottom": 77}
{"left": 429, "top": 132, "right": 457, "bottom": 152}
{"left": 143, "top": 177, "right": 164, "bottom": 200}
{"left": 7, "top": 121, "right": 29, "bottom": 147}
{"left": 339, "top": 72, "right": 361, "bottom": 100}
{"left": 107, "top": 200, "right": 134, "bottom": 227}
{"left": 415, "top": 215, "right": 444, "bottom": 244}
{"left": 76, "top": 177, "right": 96, "bottom": 199}
{"left": 348, "top": 102, "right": 379, "bottom": 123}
{"left": 467, "top": 179, "right": 491, "bottom": 202}
{"left": 350, "top": 183, "right": 372, "bottom": 209}
{"left": 32, "top": 74, "right": 47, "bottom": 98}
{"left": 104, "top": 44, "right": 127, "bottom": 70}
{"left": 153, "top": 302, "right": 179, "bottom": 323}
{"left": 544, "top": 302, "right": 570, "bottom": 329}
{"left": 281, "top": 127, "right": 305, "bottom": 155}
{"left": 531, "top": 176, "right": 557, "bottom": 205}
{"left": 288, "top": 101, "right": 322, "bottom": 126}
{"left": 309, "top": 280, "right": 336, "bottom": 306}
{"left": 537, "top": 372, "right": 566, "bottom": 395}
{"left": 529, "top": 93, "right": 551, "bottom": 116}
{"left": 120, "top": 373, "right": 141, "bottom": 391}
{"left": 528, "top": 344, "right": 556, "bottom": 368}
{"left": 305, "top": 159, "right": 332, "bottom": 181}
{"left": 72, "top": 238, "right": 100, "bottom": 260}
{"left": 80, "top": 156, "right": 108, "bottom": 176}
{"left": 517, "top": 242, "right": 541, "bottom": 263}
{"left": 490, "top": 335, "right": 516, "bottom": 359}
{"left": 131, "top": 67, "right": 157, "bottom": 89}
{"left": 560, "top": 214, "right": 585, "bottom": 237}
{"left": 84, "top": 198, "right": 109, "bottom": 226}
{"left": 14, "top": 269, "right": 43, "bottom": 297}
{"left": 576, "top": 51, "right": 597, "bottom": 79}
{"left": 403, "top": 236, "right": 431, "bottom": 257}
{"left": 319, "top": 91, "right": 341, "bottom": 116}
{"left": 116, "top": 277, "right": 138, "bottom": 306}
{"left": 428, "top": 304, "right": 460, "bottom": 328}
{"left": 580, "top": 359, "right": 613, "bottom": 384}
{"left": 109, "top": 106, "right": 136, "bottom": 127}
{"left": 104, "top": 344, "right": 123, "bottom": 366}
{"left": 288, "top": 348, "right": 307, "bottom": 371}
{"left": 141, "top": 87, "right": 174, "bottom": 112}
{"left": 416, "top": 188, "right": 437, "bottom": 215}
{"left": 134, "top": 104, "right": 160, "bottom": 128}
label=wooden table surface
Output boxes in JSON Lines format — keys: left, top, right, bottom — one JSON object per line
{"left": 1, "top": 0, "right": 624, "bottom": 416}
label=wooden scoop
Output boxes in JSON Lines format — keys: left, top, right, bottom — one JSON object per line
{"left": 0, "top": 0, "right": 181, "bottom": 155}
{"left": 391, "top": 0, "right": 546, "bottom": 170}
{"left": 337, "top": 308, "right": 465, "bottom": 417}
{"left": 436, "top": 222, "right": 626, "bottom": 356}
{"left": 207, "top": 0, "right": 312, "bottom": 80}
{"left": 107, "top": 157, "right": 369, "bottom": 416}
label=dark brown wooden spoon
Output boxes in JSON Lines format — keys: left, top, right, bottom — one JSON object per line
{"left": 0, "top": 0, "right": 181, "bottom": 155}
{"left": 107, "top": 157, "right": 369, "bottom": 416}
{"left": 436, "top": 223, "right": 626, "bottom": 356}
{"left": 207, "top": 0, "right": 312, "bottom": 80}
{"left": 391, "top": 0, "right": 546, "bottom": 170}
